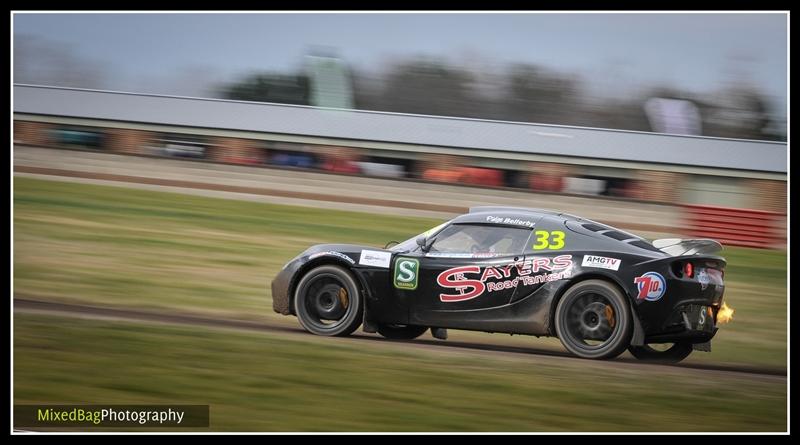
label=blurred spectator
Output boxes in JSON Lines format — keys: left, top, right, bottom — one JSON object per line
{"left": 270, "top": 151, "right": 317, "bottom": 169}
{"left": 320, "top": 146, "right": 362, "bottom": 174}
{"left": 52, "top": 127, "right": 105, "bottom": 150}
{"left": 420, "top": 154, "right": 464, "bottom": 183}
{"left": 357, "top": 161, "right": 406, "bottom": 178}
{"left": 563, "top": 176, "right": 606, "bottom": 195}
{"left": 460, "top": 167, "right": 503, "bottom": 187}
{"left": 422, "top": 168, "right": 464, "bottom": 183}
{"left": 210, "top": 137, "right": 263, "bottom": 164}
{"left": 530, "top": 174, "right": 564, "bottom": 193}
{"left": 158, "top": 134, "right": 208, "bottom": 159}
{"left": 528, "top": 162, "right": 571, "bottom": 193}
{"left": 622, "top": 179, "right": 646, "bottom": 200}
{"left": 222, "top": 147, "right": 263, "bottom": 165}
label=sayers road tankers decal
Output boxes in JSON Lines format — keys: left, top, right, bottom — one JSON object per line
{"left": 634, "top": 272, "right": 666, "bottom": 301}
{"left": 393, "top": 258, "right": 419, "bottom": 290}
{"left": 359, "top": 250, "right": 392, "bottom": 268}
{"left": 308, "top": 251, "right": 356, "bottom": 264}
{"left": 581, "top": 255, "right": 621, "bottom": 271}
{"left": 437, "top": 255, "right": 573, "bottom": 302}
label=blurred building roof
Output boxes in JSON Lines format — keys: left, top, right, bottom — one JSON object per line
{"left": 13, "top": 84, "right": 786, "bottom": 174}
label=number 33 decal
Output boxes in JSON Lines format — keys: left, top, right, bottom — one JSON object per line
{"left": 532, "top": 230, "right": 566, "bottom": 250}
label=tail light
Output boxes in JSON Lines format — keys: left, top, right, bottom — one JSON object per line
{"left": 671, "top": 260, "right": 701, "bottom": 279}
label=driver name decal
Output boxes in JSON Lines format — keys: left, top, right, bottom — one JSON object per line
{"left": 437, "top": 255, "right": 573, "bottom": 302}
{"left": 485, "top": 215, "right": 536, "bottom": 228}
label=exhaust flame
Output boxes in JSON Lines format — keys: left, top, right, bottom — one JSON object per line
{"left": 717, "top": 302, "right": 735, "bottom": 324}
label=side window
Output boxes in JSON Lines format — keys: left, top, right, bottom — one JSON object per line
{"left": 430, "top": 224, "right": 531, "bottom": 255}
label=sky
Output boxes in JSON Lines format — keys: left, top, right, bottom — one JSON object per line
{"left": 12, "top": 12, "right": 788, "bottom": 117}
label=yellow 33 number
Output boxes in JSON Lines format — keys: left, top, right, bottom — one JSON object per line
{"left": 532, "top": 230, "right": 566, "bottom": 250}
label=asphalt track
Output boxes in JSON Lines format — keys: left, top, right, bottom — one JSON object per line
{"left": 13, "top": 145, "right": 687, "bottom": 237}
{"left": 12, "top": 146, "right": 787, "bottom": 382}
{"left": 14, "top": 297, "right": 786, "bottom": 380}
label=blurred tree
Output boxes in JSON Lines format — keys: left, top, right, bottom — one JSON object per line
{"left": 14, "top": 34, "right": 109, "bottom": 89}
{"left": 701, "top": 85, "right": 782, "bottom": 141}
{"left": 217, "top": 56, "right": 785, "bottom": 142}
{"left": 369, "top": 58, "right": 487, "bottom": 118}
{"left": 502, "top": 64, "right": 584, "bottom": 125}
{"left": 576, "top": 95, "right": 652, "bottom": 133}
{"left": 351, "top": 70, "right": 383, "bottom": 111}
{"left": 221, "top": 72, "right": 310, "bottom": 105}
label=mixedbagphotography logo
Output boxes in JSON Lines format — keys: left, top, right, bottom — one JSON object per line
{"left": 14, "top": 405, "right": 210, "bottom": 428}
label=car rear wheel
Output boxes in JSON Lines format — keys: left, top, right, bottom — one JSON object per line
{"left": 293, "top": 265, "right": 363, "bottom": 337}
{"left": 376, "top": 324, "right": 428, "bottom": 340}
{"left": 628, "top": 342, "right": 693, "bottom": 363}
{"left": 554, "top": 279, "right": 633, "bottom": 360}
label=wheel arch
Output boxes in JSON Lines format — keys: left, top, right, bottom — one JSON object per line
{"left": 547, "top": 272, "right": 642, "bottom": 340}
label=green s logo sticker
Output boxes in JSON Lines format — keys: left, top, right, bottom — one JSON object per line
{"left": 394, "top": 258, "right": 419, "bottom": 290}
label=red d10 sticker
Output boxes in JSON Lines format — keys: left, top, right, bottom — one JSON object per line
{"left": 634, "top": 272, "right": 666, "bottom": 301}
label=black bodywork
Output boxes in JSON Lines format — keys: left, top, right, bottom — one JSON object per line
{"left": 272, "top": 207, "right": 726, "bottom": 345}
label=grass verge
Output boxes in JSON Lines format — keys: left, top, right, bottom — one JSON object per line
{"left": 13, "top": 177, "right": 787, "bottom": 368}
{"left": 14, "top": 313, "right": 787, "bottom": 432}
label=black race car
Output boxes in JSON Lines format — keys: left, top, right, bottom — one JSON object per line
{"left": 271, "top": 207, "right": 726, "bottom": 362}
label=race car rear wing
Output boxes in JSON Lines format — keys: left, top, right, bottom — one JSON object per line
{"left": 652, "top": 238, "right": 723, "bottom": 256}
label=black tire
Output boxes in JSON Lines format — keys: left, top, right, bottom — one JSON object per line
{"left": 554, "top": 279, "right": 633, "bottom": 360}
{"left": 376, "top": 324, "right": 428, "bottom": 340}
{"left": 628, "top": 342, "right": 694, "bottom": 364}
{"left": 293, "top": 265, "right": 363, "bottom": 337}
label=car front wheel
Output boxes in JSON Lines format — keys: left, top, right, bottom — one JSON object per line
{"left": 554, "top": 279, "right": 633, "bottom": 360}
{"left": 293, "top": 265, "right": 363, "bottom": 337}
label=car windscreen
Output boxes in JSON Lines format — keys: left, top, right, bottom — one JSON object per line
{"left": 428, "top": 224, "right": 531, "bottom": 255}
{"left": 390, "top": 220, "right": 450, "bottom": 253}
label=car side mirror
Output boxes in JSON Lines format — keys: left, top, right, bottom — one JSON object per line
{"left": 416, "top": 235, "right": 431, "bottom": 253}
